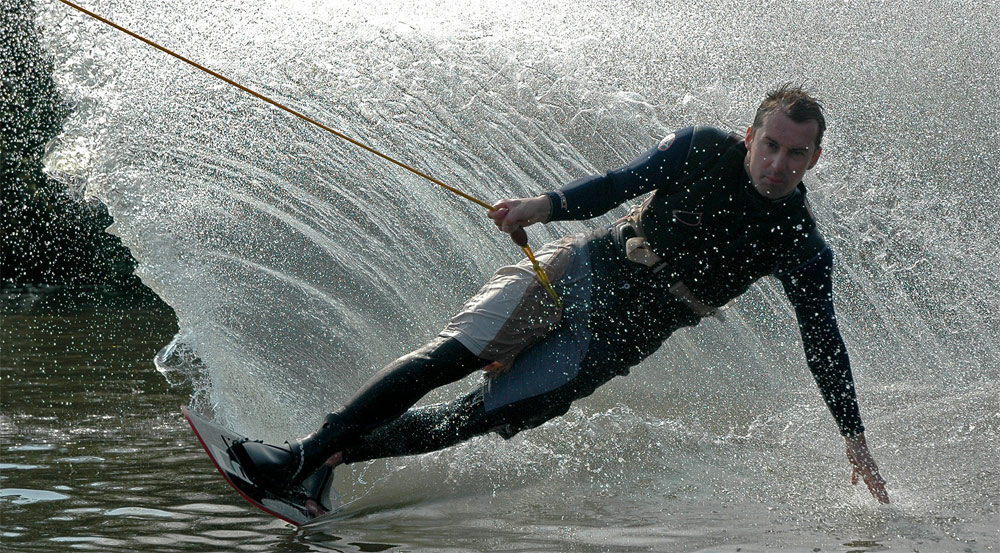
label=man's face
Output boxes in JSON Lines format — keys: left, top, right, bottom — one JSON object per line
{"left": 744, "top": 111, "right": 822, "bottom": 199}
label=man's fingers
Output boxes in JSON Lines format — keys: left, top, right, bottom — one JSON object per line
{"left": 851, "top": 464, "right": 890, "bottom": 504}
{"left": 863, "top": 474, "right": 891, "bottom": 504}
{"left": 845, "top": 435, "right": 890, "bottom": 504}
{"left": 490, "top": 196, "right": 549, "bottom": 247}
{"left": 488, "top": 206, "right": 508, "bottom": 225}
{"left": 870, "top": 482, "right": 891, "bottom": 504}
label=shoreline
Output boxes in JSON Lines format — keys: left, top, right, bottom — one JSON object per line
{"left": 2, "top": 0, "right": 150, "bottom": 295}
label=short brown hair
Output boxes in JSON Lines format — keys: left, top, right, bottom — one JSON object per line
{"left": 752, "top": 84, "right": 826, "bottom": 149}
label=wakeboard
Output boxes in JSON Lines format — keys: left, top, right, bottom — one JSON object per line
{"left": 181, "top": 405, "right": 341, "bottom": 526}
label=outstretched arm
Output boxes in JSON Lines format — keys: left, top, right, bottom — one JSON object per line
{"left": 542, "top": 126, "right": 695, "bottom": 222}
{"left": 778, "top": 248, "right": 889, "bottom": 504}
{"left": 488, "top": 126, "right": 698, "bottom": 243}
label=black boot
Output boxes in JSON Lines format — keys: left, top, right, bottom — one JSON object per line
{"left": 230, "top": 412, "right": 348, "bottom": 495}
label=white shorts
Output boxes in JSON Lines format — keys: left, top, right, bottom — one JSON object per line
{"left": 440, "top": 234, "right": 592, "bottom": 369}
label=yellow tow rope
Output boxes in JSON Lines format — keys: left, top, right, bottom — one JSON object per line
{"left": 54, "top": 0, "right": 562, "bottom": 307}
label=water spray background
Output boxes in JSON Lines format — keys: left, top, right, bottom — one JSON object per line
{"left": 38, "top": 0, "right": 998, "bottom": 547}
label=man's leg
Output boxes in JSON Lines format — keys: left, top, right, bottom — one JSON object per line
{"left": 330, "top": 319, "right": 689, "bottom": 468}
{"left": 336, "top": 336, "right": 487, "bottom": 431}
{"left": 332, "top": 382, "right": 577, "bottom": 467}
{"left": 233, "top": 236, "right": 579, "bottom": 496}
{"left": 302, "top": 389, "right": 499, "bottom": 518}
{"left": 231, "top": 336, "right": 487, "bottom": 493}
{"left": 338, "top": 390, "right": 496, "bottom": 464}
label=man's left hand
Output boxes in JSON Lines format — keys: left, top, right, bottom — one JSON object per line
{"left": 845, "top": 433, "right": 890, "bottom": 504}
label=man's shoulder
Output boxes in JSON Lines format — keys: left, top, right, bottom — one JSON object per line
{"left": 653, "top": 126, "right": 739, "bottom": 162}
{"left": 682, "top": 126, "right": 745, "bottom": 171}
{"left": 690, "top": 125, "right": 743, "bottom": 150}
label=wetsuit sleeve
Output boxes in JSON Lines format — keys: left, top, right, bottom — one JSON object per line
{"left": 544, "top": 126, "right": 695, "bottom": 221}
{"left": 777, "top": 247, "right": 866, "bottom": 437}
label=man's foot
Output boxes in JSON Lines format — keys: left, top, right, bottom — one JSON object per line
{"left": 302, "top": 452, "right": 346, "bottom": 518}
{"left": 299, "top": 464, "right": 335, "bottom": 518}
{"left": 228, "top": 440, "right": 337, "bottom": 519}
{"left": 228, "top": 413, "right": 350, "bottom": 499}
{"left": 229, "top": 439, "right": 308, "bottom": 496}
{"left": 305, "top": 499, "right": 328, "bottom": 518}
{"left": 324, "top": 451, "right": 345, "bottom": 468}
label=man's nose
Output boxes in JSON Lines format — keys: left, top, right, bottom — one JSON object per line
{"left": 771, "top": 151, "right": 789, "bottom": 172}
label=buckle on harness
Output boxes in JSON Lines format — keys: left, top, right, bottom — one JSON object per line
{"left": 625, "top": 237, "right": 667, "bottom": 273}
{"left": 612, "top": 205, "right": 735, "bottom": 321}
{"left": 615, "top": 205, "right": 669, "bottom": 273}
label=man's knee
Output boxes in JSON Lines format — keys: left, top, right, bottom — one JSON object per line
{"left": 390, "top": 336, "right": 483, "bottom": 383}
{"left": 419, "top": 335, "right": 477, "bottom": 361}
{"left": 405, "top": 336, "right": 482, "bottom": 369}
{"left": 484, "top": 360, "right": 617, "bottom": 440}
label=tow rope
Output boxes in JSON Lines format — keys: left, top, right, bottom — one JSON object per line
{"left": 54, "top": 0, "right": 562, "bottom": 306}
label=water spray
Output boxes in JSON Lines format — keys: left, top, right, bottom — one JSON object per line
{"left": 53, "top": 0, "right": 562, "bottom": 306}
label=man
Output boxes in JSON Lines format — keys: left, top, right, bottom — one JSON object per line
{"left": 232, "top": 84, "right": 890, "bottom": 515}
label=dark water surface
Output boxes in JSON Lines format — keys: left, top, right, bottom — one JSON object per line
{"left": 0, "top": 289, "right": 370, "bottom": 552}
{"left": 4, "top": 290, "right": 996, "bottom": 553}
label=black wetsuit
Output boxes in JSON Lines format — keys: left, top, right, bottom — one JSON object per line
{"left": 338, "top": 126, "right": 865, "bottom": 464}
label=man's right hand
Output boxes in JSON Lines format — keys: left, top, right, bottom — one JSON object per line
{"left": 488, "top": 196, "right": 551, "bottom": 246}
{"left": 846, "top": 433, "right": 890, "bottom": 504}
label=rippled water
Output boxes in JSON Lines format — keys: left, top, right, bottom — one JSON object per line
{"left": 7, "top": 0, "right": 1000, "bottom": 550}
{"left": 2, "top": 291, "right": 996, "bottom": 552}
{"left": 4, "top": 291, "right": 994, "bottom": 553}
{"left": 1, "top": 290, "right": 362, "bottom": 551}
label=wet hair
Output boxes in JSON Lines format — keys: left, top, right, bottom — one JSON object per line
{"left": 752, "top": 83, "right": 826, "bottom": 149}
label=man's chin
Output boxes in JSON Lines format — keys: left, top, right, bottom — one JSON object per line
{"left": 753, "top": 182, "right": 793, "bottom": 199}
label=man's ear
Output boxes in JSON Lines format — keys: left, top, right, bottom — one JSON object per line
{"left": 808, "top": 146, "right": 822, "bottom": 169}
{"left": 744, "top": 126, "right": 754, "bottom": 150}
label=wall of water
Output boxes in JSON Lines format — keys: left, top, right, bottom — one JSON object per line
{"left": 37, "top": 0, "right": 998, "bottom": 541}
